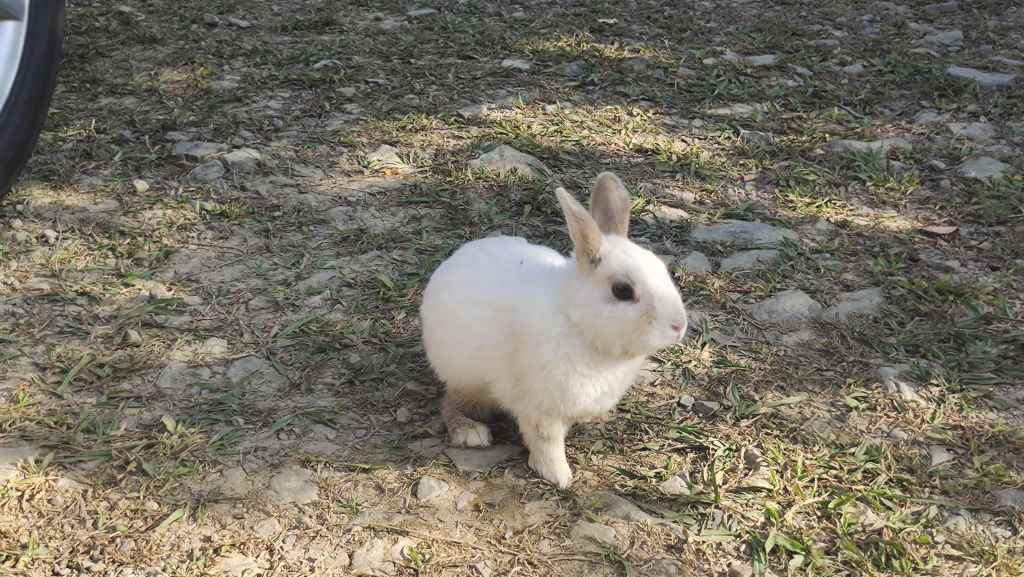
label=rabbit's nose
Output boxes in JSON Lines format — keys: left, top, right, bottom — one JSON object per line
{"left": 670, "top": 322, "right": 685, "bottom": 334}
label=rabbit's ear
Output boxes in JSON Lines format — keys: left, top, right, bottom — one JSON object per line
{"left": 590, "top": 172, "right": 631, "bottom": 237}
{"left": 556, "top": 186, "right": 603, "bottom": 268}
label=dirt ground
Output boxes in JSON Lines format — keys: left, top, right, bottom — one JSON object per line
{"left": 2, "top": 0, "right": 1023, "bottom": 575}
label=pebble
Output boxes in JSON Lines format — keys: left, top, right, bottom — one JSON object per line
{"left": 929, "top": 445, "right": 957, "bottom": 467}
{"left": 395, "top": 407, "right": 412, "bottom": 424}
{"left": 913, "top": 109, "right": 948, "bottom": 124}
{"left": 821, "top": 287, "right": 884, "bottom": 322}
{"left": 468, "top": 144, "right": 549, "bottom": 179}
{"left": 457, "top": 103, "right": 488, "bottom": 119}
{"left": 650, "top": 204, "right": 689, "bottom": 223}
{"left": 268, "top": 467, "right": 318, "bottom": 505}
{"left": 124, "top": 329, "right": 143, "bottom": 345}
{"left": 693, "top": 400, "right": 722, "bottom": 416}
{"left": 590, "top": 491, "right": 652, "bottom": 522}
{"left": 571, "top": 521, "right": 617, "bottom": 547}
{"left": 254, "top": 518, "right": 282, "bottom": 538}
{"left": 223, "top": 148, "right": 262, "bottom": 172}
{"left": 188, "top": 160, "right": 226, "bottom": 183}
{"left": 659, "top": 475, "right": 691, "bottom": 496}
{"left": 993, "top": 488, "right": 1024, "bottom": 511}
{"left": 924, "top": 1, "right": 959, "bottom": 13}
{"left": 365, "top": 144, "right": 407, "bottom": 170}
{"left": 689, "top": 220, "right": 798, "bottom": 248}
{"left": 406, "top": 7, "right": 438, "bottom": 17}
{"left": 173, "top": 141, "right": 228, "bottom": 160}
{"left": 226, "top": 356, "right": 287, "bottom": 392}
{"left": 0, "top": 445, "right": 41, "bottom": 482}
{"left": 825, "top": 138, "right": 912, "bottom": 154}
{"left": 946, "top": 66, "right": 1017, "bottom": 88}
{"left": 155, "top": 362, "right": 212, "bottom": 391}
{"left": 719, "top": 250, "right": 779, "bottom": 273}
{"left": 705, "top": 103, "right": 760, "bottom": 117}
{"left": 842, "top": 62, "right": 866, "bottom": 76}
{"left": 42, "top": 229, "right": 58, "bottom": 244}
{"left": 416, "top": 476, "right": 450, "bottom": 503}
{"left": 679, "top": 251, "right": 712, "bottom": 274}
{"left": 878, "top": 365, "right": 926, "bottom": 405}
{"left": 500, "top": 58, "right": 532, "bottom": 71}
{"left": 132, "top": 179, "right": 150, "bottom": 193}
{"left": 958, "top": 156, "right": 1009, "bottom": 179}
{"left": 751, "top": 290, "right": 822, "bottom": 325}
{"left": 947, "top": 122, "right": 995, "bottom": 142}
{"left": 444, "top": 445, "right": 523, "bottom": 472}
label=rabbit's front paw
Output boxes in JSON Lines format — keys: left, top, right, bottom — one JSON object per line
{"left": 529, "top": 452, "right": 573, "bottom": 489}
{"left": 449, "top": 421, "right": 492, "bottom": 447}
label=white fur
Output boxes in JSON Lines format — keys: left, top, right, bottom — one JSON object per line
{"left": 420, "top": 179, "right": 687, "bottom": 488}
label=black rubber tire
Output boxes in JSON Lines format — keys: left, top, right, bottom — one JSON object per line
{"left": 0, "top": 0, "right": 65, "bottom": 202}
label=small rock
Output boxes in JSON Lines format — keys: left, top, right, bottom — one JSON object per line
{"left": 913, "top": 109, "right": 948, "bottom": 124}
{"left": 395, "top": 407, "right": 412, "bottom": 424}
{"left": 468, "top": 144, "right": 549, "bottom": 179}
{"left": 571, "top": 521, "right": 617, "bottom": 547}
{"left": 472, "top": 561, "right": 492, "bottom": 577}
{"left": 445, "top": 445, "right": 523, "bottom": 472}
{"left": 958, "top": 156, "right": 1009, "bottom": 179}
{"left": 457, "top": 103, "right": 488, "bottom": 119}
{"left": 456, "top": 491, "right": 477, "bottom": 511}
{"left": 124, "top": 329, "right": 143, "bottom": 345}
{"left": 929, "top": 445, "right": 957, "bottom": 467}
{"left": 679, "top": 252, "right": 712, "bottom": 275}
{"left": 501, "top": 58, "right": 532, "bottom": 71}
{"left": 188, "top": 160, "right": 226, "bottom": 183}
{"left": 215, "top": 554, "right": 264, "bottom": 577}
{"left": 789, "top": 64, "right": 813, "bottom": 76}
{"left": 689, "top": 220, "right": 798, "bottom": 248}
{"left": 991, "top": 56, "right": 1024, "bottom": 67}
{"left": 226, "top": 356, "right": 287, "bottom": 392}
{"left": 921, "top": 29, "right": 963, "bottom": 50}
{"left": 156, "top": 362, "right": 212, "bottom": 391}
{"left": 825, "top": 138, "right": 912, "bottom": 154}
{"left": 751, "top": 290, "right": 822, "bottom": 325}
{"left": 647, "top": 559, "right": 686, "bottom": 577}
{"left": 677, "top": 395, "right": 695, "bottom": 409}
{"left": 199, "top": 337, "right": 228, "bottom": 356}
{"left": 226, "top": 17, "right": 252, "bottom": 28}
{"left": 842, "top": 62, "right": 865, "bottom": 76}
{"left": 223, "top": 148, "right": 262, "bottom": 172}
{"left": 719, "top": 250, "right": 779, "bottom": 273}
{"left": 659, "top": 475, "right": 691, "bottom": 496}
{"left": 650, "top": 204, "right": 689, "bottom": 222}
{"left": 810, "top": 39, "right": 839, "bottom": 49}
{"left": 365, "top": 144, "right": 408, "bottom": 171}
{"left": 878, "top": 365, "right": 926, "bottom": 405}
{"left": 821, "top": 287, "right": 884, "bottom": 322}
{"left": 416, "top": 476, "right": 450, "bottom": 503}
{"left": 254, "top": 517, "right": 282, "bottom": 539}
{"left": 291, "top": 163, "right": 325, "bottom": 178}
{"left": 268, "top": 467, "right": 318, "bottom": 505}
{"left": 781, "top": 328, "right": 816, "bottom": 346}
{"left": 946, "top": 66, "right": 1017, "bottom": 88}
{"left": 706, "top": 103, "right": 760, "bottom": 117}
{"left": 406, "top": 7, "right": 437, "bottom": 17}
{"left": 132, "top": 179, "right": 150, "bottom": 193}
{"left": 554, "top": 60, "right": 586, "bottom": 78}
{"left": 42, "top": 229, "right": 58, "bottom": 244}
{"left": 173, "top": 141, "right": 228, "bottom": 160}
{"left": 590, "top": 491, "right": 651, "bottom": 522}
{"left": 0, "top": 444, "right": 41, "bottom": 482}
{"left": 738, "top": 129, "right": 775, "bottom": 147}
{"left": 297, "top": 270, "right": 337, "bottom": 292}
{"left": 948, "top": 122, "right": 995, "bottom": 142}
{"left": 727, "top": 561, "right": 754, "bottom": 577}
{"left": 993, "top": 488, "right": 1024, "bottom": 511}
{"left": 219, "top": 467, "right": 252, "bottom": 496}
{"left": 693, "top": 400, "right": 722, "bottom": 416}
{"left": 888, "top": 428, "right": 910, "bottom": 442}
{"left": 924, "top": 1, "right": 959, "bottom": 13}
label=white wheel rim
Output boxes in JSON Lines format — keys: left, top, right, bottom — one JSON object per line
{"left": 0, "top": 0, "right": 30, "bottom": 113}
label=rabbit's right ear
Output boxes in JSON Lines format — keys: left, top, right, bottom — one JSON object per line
{"left": 590, "top": 172, "right": 631, "bottom": 237}
{"left": 556, "top": 187, "right": 603, "bottom": 268}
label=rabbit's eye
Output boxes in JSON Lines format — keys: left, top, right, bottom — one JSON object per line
{"left": 611, "top": 281, "right": 635, "bottom": 302}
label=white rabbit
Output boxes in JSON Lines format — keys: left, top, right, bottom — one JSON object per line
{"left": 420, "top": 172, "right": 688, "bottom": 488}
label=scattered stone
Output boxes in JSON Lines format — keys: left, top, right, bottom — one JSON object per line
{"left": 297, "top": 270, "right": 337, "bottom": 292}
{"left": 621, "top": 57, "right": 651, "bottom": 73}
{"left": 789, "top": 64, "right": 813, "bottom": 76}
{"left": 924, "top": 1, "right": 959, "bottom": 13}
{"left": 946, "top": 66, "right": 1017, "bottom": 88}
{"left": 554, "top": 60, "right": 586, "bottom": 78}
{"left": 226, "top": 356, "right": 287, "bottom": 392}
{"left": 0, "top": 444, "right": 41, "bottom": 482}
{"left": 825, "top": 138, "right": 912, "bottom": 154}
{"left": 226, "top": 17, "right": 252, "bottom": 28}
{"left": 925, "top": 159, "right": 948, "bottom": 171}
{"left": 472, "top": 561, "right": 493, "bottom": 577}
{"left": 456, "top": 491, "right": 477, "bottom": 511}
{"left": 842, "top": 62, "right": 866, "bottom": 76}
{"left": 199, "top": 337, "right": 228, "bottom": 356}
{"left": 468, "top": 144, "right": 549, "bottom": 179}
{"left": 647, "top": 559, "right": 686, "bottom": 577}
{"left": 39, "top": 229, "right": 58, "bottom": 245}
{"left": 921, "top": 29, "right": 963, "bottom": 50}
{"left": 268, "top": 467, "right": 318, "bottom": 505}
{"left": 738, "top": 129, "right": 775, "bottom": 147}
{"left": 457, "top": 103, "right": 488, "bottom": 119}
{"left": 214, "top": 554, "right": 264, "bottom": 577}
{"left": 173, "top": 141, "right": 228, "bottom": 160}
{"left": 810, "top": 39, "right": 839, "bottom": 49}
{"left": 124, "top": 329, "right": 143, "bottom": 345}
{"left": 650, "top": 204, "right": 689, "bottom": 223}
{"left": 132, "top": 179, "right": 150, "bottom": 193}
{"left": 188, "top": 160, "right": 226, "bottom": 183}
{"left": 689, "top": 220, "right": 798, "bottom": 248}
{"left": 727, "top": 561, "right": 755, "bottom": 577}
{"left": 929, "top": 445, "right": 957, "bottom": 467}
{"left": 889, "top": 428, "right": 910, "bottom": 442}
{"left": 291, "top": 163, "right": 325, "bottom": 178}
{"left": 365, "top": 144, "right": 407, "bottom": 170}
{"left": 416, "top": 476, "right": 449, "bottom": 503}
{"left": 948, "top": 122, "right": 995, "bottom": 142}
{"left": 571, "top": 521, "right": 617, "bottom": 548}
{"left": 659, "top": 475, "right": 691, "bottom": 496}
{"left": 156, "top": 362, "right": 212, "bottom": 391}
{"left": 781, "top": 328, "right": 816, "bottom": 346}
{"left": 712, "top": 51, "right": 779, "bottom": 67}
{"left": 706, "top": 103, "right": 760, "bottom": 117}
{"left": 223, "top": 148, "right": 262, "bottom": 172}
{"left": 993, "top": 488, "right": 1024, "bottom": 511}
{"left": 991, "top": 56, "right": 1024, "bottom": 67}
{"left": 693, "top": 400, "right": 722, "bottom": 416}
{"left": 878, "top": 365, "right": 926, "bottom": 405}
{"left": 719, "top": 250, "right": 779, "bottom": 273}
{"left": 751, "top": 290, "right": 822, "bottom": 325}
{"left": 958, "top": 156, "right": 1009, "bottom": 179}
{"left": 822, "top": 287, "right": 884, "bottom": 322}
{"left": 913, "top": 109, "right": 948, "bottom": 124}
{"left": 590, "top": 491, "right": 652, "bottom": 522}
{"left": 406, "top": 7, "right": 438, "bottom": 17}
{"left": 254, "top": 517, "right": 282, "bottom": 539}
{"left": 445, "top": 445, "right": 523, "bottom": 472}
{"left": 501, "top": 58, "right": 532, "bottom": 71}
{"left": 679, "top": 252, "right": 712, "bottom": 275}
{"left": 350, "top": 537, "right": 416, "bottom": 576}
{"left": 395, "top": 407, "right": 412, "bottom": 424}
{"left": 218, "top": 467, "right": 252, "bottom": 496}
{"left": 337, "top": 86, "right": 358, "bottom": 98}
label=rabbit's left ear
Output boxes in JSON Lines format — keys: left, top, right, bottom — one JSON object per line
{"left": 590, "top": 172, "right": 631, "bottom": 237}
{"left": 556, "top": 186, "right": 603, "bottom": 269}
